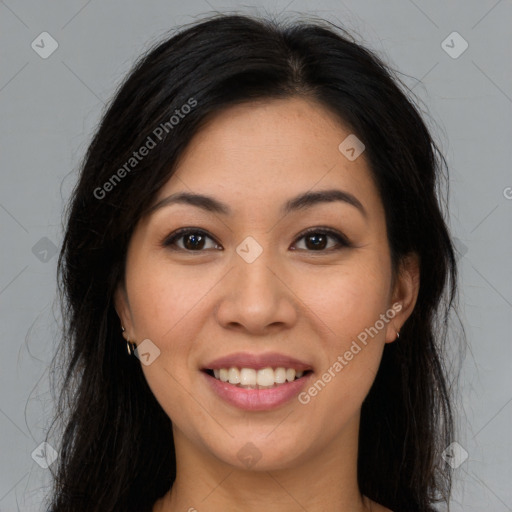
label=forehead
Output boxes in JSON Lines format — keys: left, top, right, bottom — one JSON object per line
{"left": 152, "top": 97, "right": 382, "bottom": 219}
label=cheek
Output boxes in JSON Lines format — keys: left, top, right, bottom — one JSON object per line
{"left": 123, "top": 259, "right": 214, "bottom": 410}
{"left": 126, "top": 257, "right": 216, "bottom": 342}
{"left": 294, "top": 257, "right": 391, "bottom": 405}
{"left": 125, "top": 262, "right": 213, "bottom": 427}
{"left": 295, "top": 258, "right": 391, "bottom": 343}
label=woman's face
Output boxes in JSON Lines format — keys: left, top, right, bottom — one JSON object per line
{"left": 115, "top": 97, "right": 418, "bottom": 471}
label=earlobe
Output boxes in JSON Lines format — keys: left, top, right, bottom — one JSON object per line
{"left": 114, "top": 284, "right": 132, "bottom": 336}
{"left": 385, "top": 252, "right": 420, "bottom": 343}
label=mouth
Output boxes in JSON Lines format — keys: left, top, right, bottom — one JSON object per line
{"left": 201, "top": 357, "right": 315, "bottom": 410}
{"left": 201, "top": 352, "right": 315, "bottom": 410}
{"left": 202, "top": 367, "right": 314, "bottom": 390}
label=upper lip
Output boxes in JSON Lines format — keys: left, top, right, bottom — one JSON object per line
{"left": 203, "top": 352, "right": 313, "bottom": 372}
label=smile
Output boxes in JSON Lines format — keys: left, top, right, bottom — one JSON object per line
{"left": 206, "top": 367, "right": 310, "bottom": 389}
{"left": 201, "top": 352, "right": 314, "bottom": 410}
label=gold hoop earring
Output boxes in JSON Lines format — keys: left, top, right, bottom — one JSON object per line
{"left": 121, "top": 325, "right": 136, "bottom": 356}
{"left": 126, "top": 340, "right": 137, "bottom": 356}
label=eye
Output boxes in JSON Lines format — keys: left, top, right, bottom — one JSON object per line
{"left": 162, "top": 226, "right": 351, "bottom": 253}
{"left": 162, "top": 228, "right": 221, "bottom": 251}
{"left": 291, "top": 227, "right": 350, "bottom": 252}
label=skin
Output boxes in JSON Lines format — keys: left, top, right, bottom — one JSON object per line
{"left": 115, "top": 97, "right": 420, "bottom": 512}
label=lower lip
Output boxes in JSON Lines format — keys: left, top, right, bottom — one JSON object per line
{"left": 202, "top": 371, "right": 313, "bottom": 411}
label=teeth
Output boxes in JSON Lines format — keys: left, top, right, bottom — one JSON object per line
{"left": 240, "top": 368, "right": 256, "bottom": 386}
{"left": 210, "top": 366, "right": 307, "bottom": 388}
{"left": 257, "top": 368, "right": 274, "bottom": 386}
{"left": 228, "top": 367, "right": 241, "bottom": 384}
{"left": 286, "top": 368, "right": 296, "bottom": 382}
{"left": 274, "top": 367, "right": 286, "bottom": 384}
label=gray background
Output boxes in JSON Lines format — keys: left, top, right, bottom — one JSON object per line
{"left": 1, "top": 0, "right": 511, "bottom": 510}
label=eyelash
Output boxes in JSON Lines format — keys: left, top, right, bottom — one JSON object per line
{"left": 161, "top": 226, "right": 351, "bottom": 253}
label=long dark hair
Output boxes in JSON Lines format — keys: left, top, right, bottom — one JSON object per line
{"left": 46, "top": 12, "right": 460, "bottom": 512}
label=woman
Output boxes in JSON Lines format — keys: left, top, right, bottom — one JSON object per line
{"left": 46, "top": 12, "right": 459, "bottom": 512}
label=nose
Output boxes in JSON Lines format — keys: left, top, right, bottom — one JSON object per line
{"left": 214, "top": 243, "right": 298, "bottom": 335}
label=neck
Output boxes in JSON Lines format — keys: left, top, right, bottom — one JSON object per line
{"left": 155, "top": 414, "right": 373, "bottom": 512}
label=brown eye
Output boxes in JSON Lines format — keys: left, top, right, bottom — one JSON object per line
{"left": 304, "top": 232, "right": 329, "bottom": 250}
{"left": 163, "top": 228, "right": 221, "bottom": 251}
{"left": 292, "top": 228, "right": 350, "bottom": 252}
{"left": 162, "top": 227, "right": 350, "bottom": 253}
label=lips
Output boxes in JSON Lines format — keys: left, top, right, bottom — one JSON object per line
{"left": 201, "top": 352, "right": 314, "bottom": 411}
{"left": 203, "top": 352, "right": 313, "bottom": 372}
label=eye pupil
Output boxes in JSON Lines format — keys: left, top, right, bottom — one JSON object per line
{"left": 165, "top": 228, "right": 345, "bottom": 253}
{"left": 184, "top": 233, "right": 205, "bottom": 250}
{"left": 306, "top": 233, "right": 327, "bottom": 250}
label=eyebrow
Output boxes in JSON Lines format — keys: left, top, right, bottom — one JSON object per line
{"left": 146, "top": 188, "right": 367, "bottom": 218}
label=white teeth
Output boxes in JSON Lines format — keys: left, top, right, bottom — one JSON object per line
{"left": 256, "top": 368, "right": 275, "bottom": 387}
{"left": 274, "top": 367, "right": 287, "bottom": 384}
{"left": 286, "top": 368, "right": 296, "bottom": 382}
{"left": 228, "top": 367, "right": 240, "bottom": 384}
{"left": 240, "top": 368, "right": 256, "bottom": 386}
{"left": 210, "top": 366, "right": 308, "bottom": 387}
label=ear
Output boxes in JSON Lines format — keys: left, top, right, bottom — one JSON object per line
{"left": 385, "top": 252, "right": 420, "bottom": 343}
{"left": 114, "top": 282, "right": 133, "bottom": 342}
